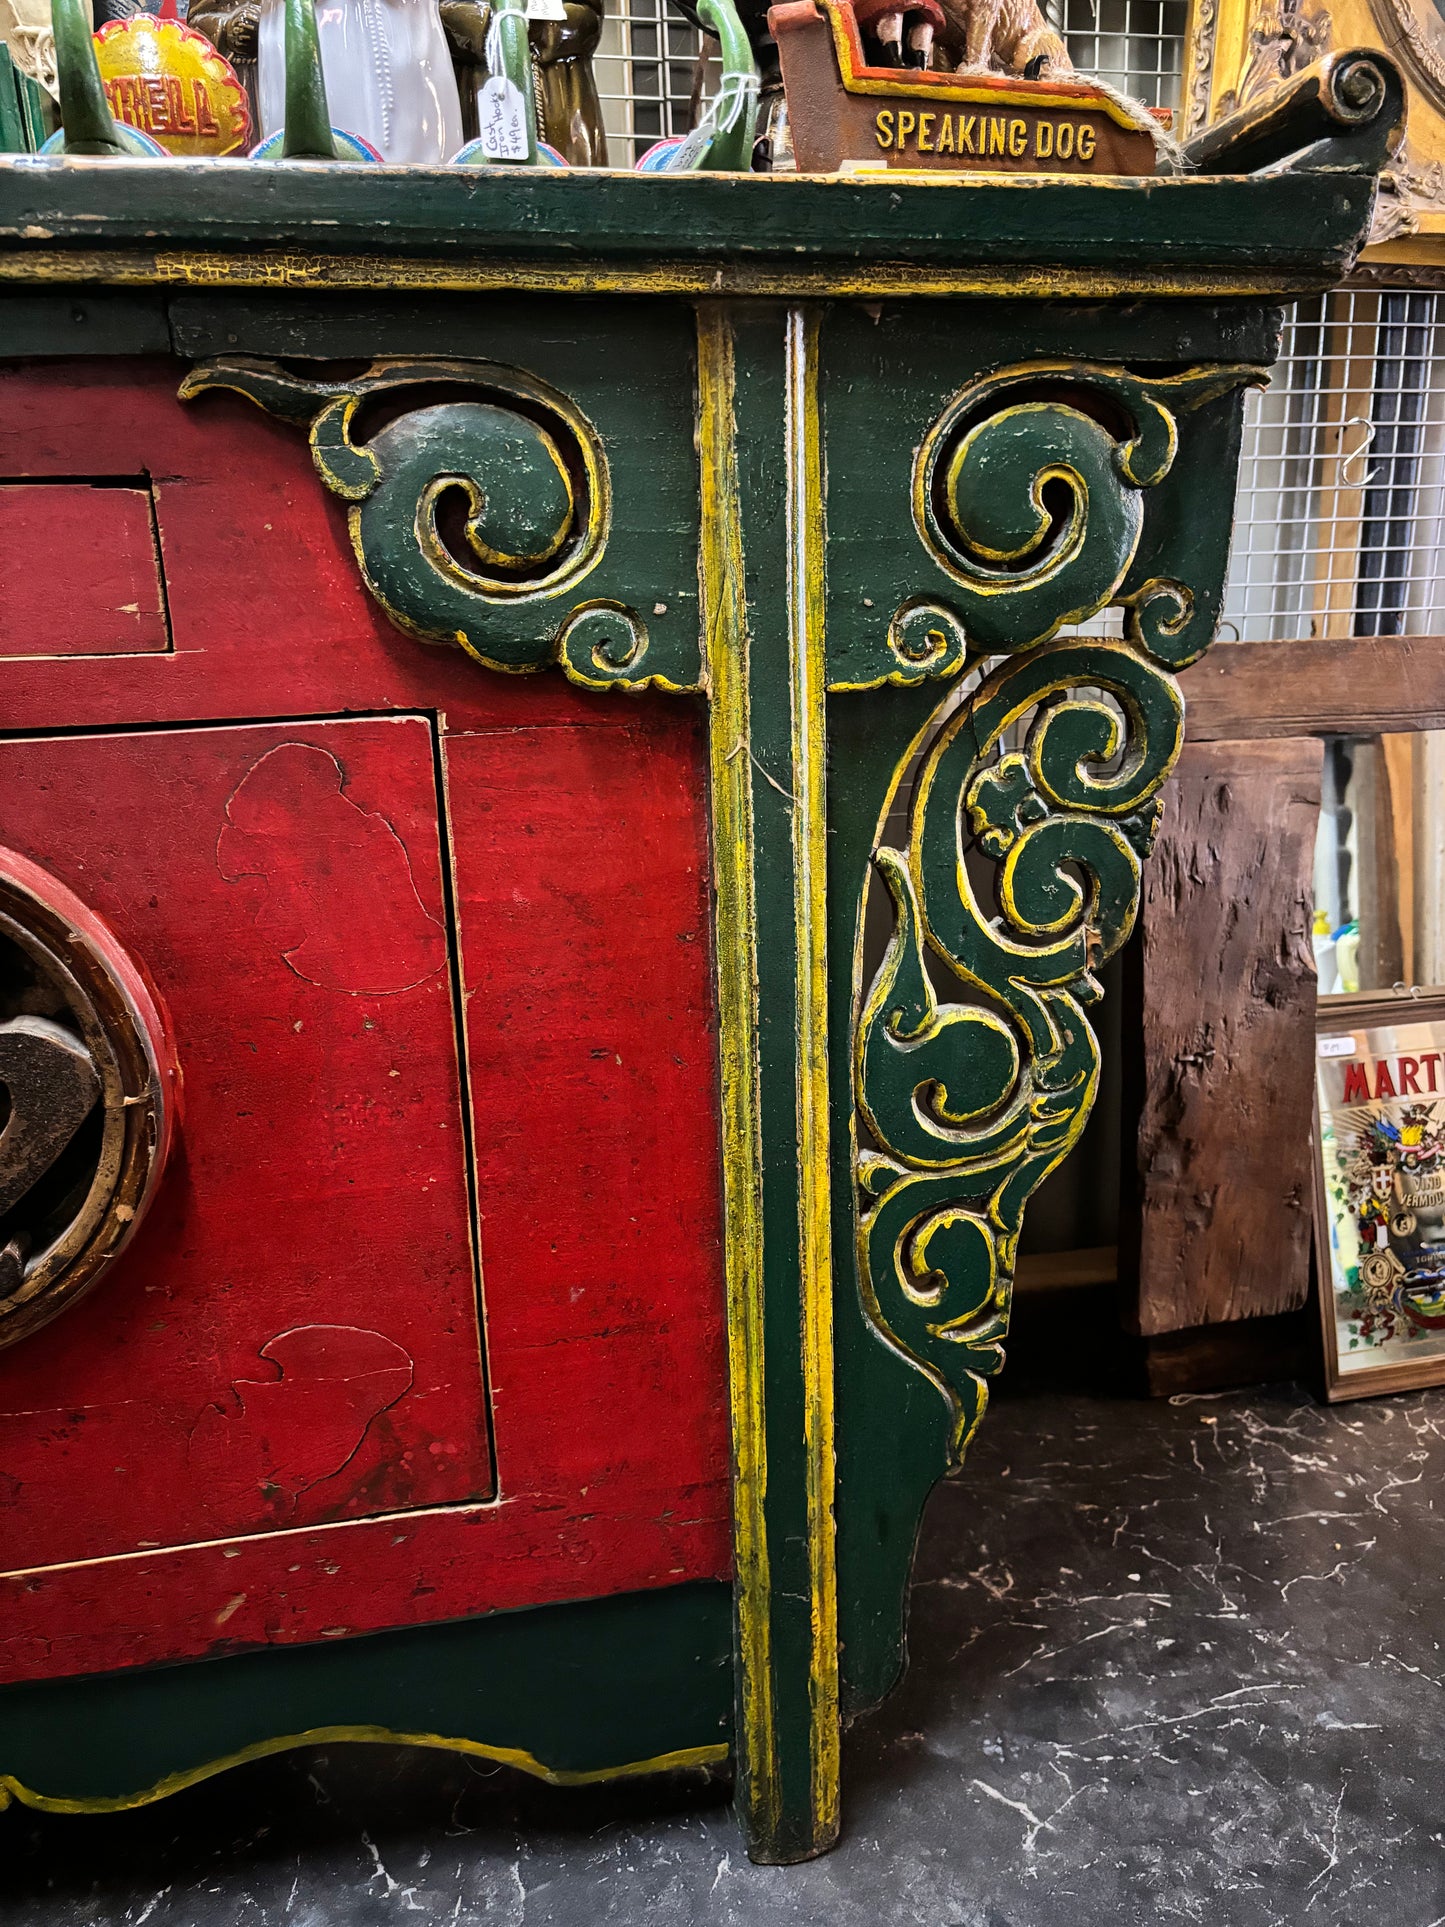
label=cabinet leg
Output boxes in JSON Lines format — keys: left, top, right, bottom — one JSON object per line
{"left": 700, "top": 302, "right": 841, "bottom": 1863}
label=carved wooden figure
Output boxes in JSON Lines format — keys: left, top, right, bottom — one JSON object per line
{"left": 0, "top": 49, "right": 1399, "bottom": 1867}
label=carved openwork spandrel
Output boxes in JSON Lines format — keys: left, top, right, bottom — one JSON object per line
{"left": 849, "top": 357, "right": 1265, "bottom": 1458}
{"left": 855, "top": 639, "right": 1181, "bottom": 1455}
{"left": 830, "top": 358, "right": 1264, "bottom": 689}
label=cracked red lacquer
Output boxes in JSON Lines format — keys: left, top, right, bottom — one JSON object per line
{"left": 189, "top": 1324, "right": 415, "bottom": 1515}
{"left": 217, "top": 741, "right": 446, "bottom": 995}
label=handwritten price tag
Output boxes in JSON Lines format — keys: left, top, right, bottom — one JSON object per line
{"left": 478, "top": 75, "right": 529, "bottom": 161}
{"left": 527, "top": 0, "right": 568, "bottom": 20}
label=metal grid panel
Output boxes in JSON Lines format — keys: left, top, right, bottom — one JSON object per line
{"left": 595, "top": 0, "right": 705, "bottom": 165}
{"left": 1222, "top": 290, "right": 1445, "bottom": 643}
{"left": 1046, "top": 0, "right": 1188, "bottom": 109}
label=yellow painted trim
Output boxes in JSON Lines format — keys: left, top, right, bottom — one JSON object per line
{"left": 0, "top": 1733, "right": 729, "bottom": 1816}
{"left": 697, "top": 302, "right": 778, "bottom": 1846}
{"left": 0, "top": 247, "right": 1342, "bottom": 301}
{"left": 784, "top": 303, "right": 840, "bottom": 1851}
{"left": 820, "top": 0, "right": 1155, "bottom": 131}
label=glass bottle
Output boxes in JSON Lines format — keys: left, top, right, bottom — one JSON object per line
{"left": 256, "top": 0, "right": 464, "bottom": 162}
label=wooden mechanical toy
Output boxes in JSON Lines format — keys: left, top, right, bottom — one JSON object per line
{"left": 769, "top": 0, "right": 1167, "bottom": 172}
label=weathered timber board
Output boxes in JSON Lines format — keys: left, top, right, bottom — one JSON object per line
{"left": 1181, "top": 635, "right": 1445, "bottom": 741}
{"left": 1122, "top": 737, "right": 1324, "bottom": 1337}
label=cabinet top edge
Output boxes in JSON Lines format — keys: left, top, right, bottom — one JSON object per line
{"left": 0, "top": 160, "right": 1376, "bottom": 296}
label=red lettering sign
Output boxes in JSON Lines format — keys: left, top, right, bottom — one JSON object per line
{"left": 143, "top": 75, "right": 168, "bottom": 131}
{"left": 164, "top": 73, "right": 197, "bottom": 134}
{"left": 193, "top": 77, "right": 220, "bottom": 137}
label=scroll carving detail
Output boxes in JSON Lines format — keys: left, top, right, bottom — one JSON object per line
{"left": 856, "top": 641, "right": 1181, "bottom": 1456}
{"left": 854, "top": 359, "right": 1261, "bottom": 1458}
{"left": 911, "top": 360, "right": 1259, "bottom": 663}
{"left": 180, "top": 357, "right": 692, "bottom": 693}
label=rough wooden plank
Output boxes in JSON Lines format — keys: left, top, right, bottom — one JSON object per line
{"left": 1139, "top": 1310, "right": 1314, "bottom": 1396}
{"left": 1121, "top": 737, "right": 1324, "bottom": 1337}
{"left": 1181, "top": 634, "right": 1445, "bottom": 740}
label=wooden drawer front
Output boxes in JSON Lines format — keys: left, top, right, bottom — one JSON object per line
{"left": 0, "top": 707, "right": 731, "bottom": 1685}
{"left": 0, "top": 482, "right": 167, "bottom": 659}
{"left": 0, "top": 716, "right": 491, "bottom": 1572}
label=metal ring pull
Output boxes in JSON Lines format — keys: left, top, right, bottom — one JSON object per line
{"left": 0, "top": 850, "right": 176, "bottom": 1351}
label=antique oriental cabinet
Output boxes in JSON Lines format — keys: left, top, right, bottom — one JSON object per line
{"left": 0, "top": 64, "right": 1396, "bottom": 1862}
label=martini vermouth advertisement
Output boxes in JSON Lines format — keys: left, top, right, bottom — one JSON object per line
{"left": 1318, "top": 1015, "right": 1445, "bottom": 1374}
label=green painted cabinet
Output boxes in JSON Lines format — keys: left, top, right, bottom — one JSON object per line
{"left": 0, "top": 55, "right": 1396, "bottom": 1865}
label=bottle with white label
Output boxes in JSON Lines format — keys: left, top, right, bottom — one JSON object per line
{"left": 255, "top": 0, "right": 464, "bottom": 163}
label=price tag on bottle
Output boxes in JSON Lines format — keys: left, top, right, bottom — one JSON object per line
{"left": 477, "top": 75, "right": 529, "bottom": 161}
{"left": 527, "top": 0, "right": 568, "bottom": 20}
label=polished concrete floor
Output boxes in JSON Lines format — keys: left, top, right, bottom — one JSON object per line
{"left": 5, "top": 1371, "right": 1444, "bottom": 1926}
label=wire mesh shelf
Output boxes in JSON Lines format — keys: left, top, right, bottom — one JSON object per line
{"left": 1045, "top": 0, "right": 1188, "bottom": 109}
{"left": 595, "top": 0, "right": 704, "bottom": 165}
{"left": 1222, "top": 289, "right": 1445, "bottom": 644}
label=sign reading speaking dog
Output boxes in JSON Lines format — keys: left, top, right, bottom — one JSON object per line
{"left": 770, "top": 0, "right": 1163, "bottom": 175}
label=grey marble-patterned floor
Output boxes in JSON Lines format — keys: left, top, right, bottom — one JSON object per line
{"left": 5, "top": 1380, "right": 1445, "bottom": 1926}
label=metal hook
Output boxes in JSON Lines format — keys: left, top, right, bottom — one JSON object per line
{"left": 1340, "top": 415, "right": 1378, "bottom": 489}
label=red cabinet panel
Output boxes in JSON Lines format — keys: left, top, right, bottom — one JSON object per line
{"left": 445, "top": 723, "right": 728, "bottom": 1497}
{"left": 0, "top": 708, "right": 730, "bottom": 1684}
{"left": 0, "top": 483, "right": 167, "bottom": 659}
{"left": 0, "top": 360, "right": 731, "bottom": 1689}
{"left": 0, "top": 716, "right": 491, "bottom": 1571}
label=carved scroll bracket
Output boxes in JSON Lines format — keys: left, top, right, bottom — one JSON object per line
{"left": 181, "top": 356, "right": 700, "bottom": 694}
{"left": 828, "top": 358, "right": 1265, "bottom": 691}
{"left": 848, "top": 356, "right": 1265, "bottom": 1459}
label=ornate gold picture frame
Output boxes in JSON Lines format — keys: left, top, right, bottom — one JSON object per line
{"left": 1185, "top": 0, "right": 1445, "bottom": 258}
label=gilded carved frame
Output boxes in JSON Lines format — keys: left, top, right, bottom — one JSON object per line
{"left": 1184, "top": 0, "right": 1445, "bottom": 259}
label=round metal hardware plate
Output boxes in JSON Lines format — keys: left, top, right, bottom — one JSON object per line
{"left": 0, "top": 849, "right": 175, "bottom": 1351}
